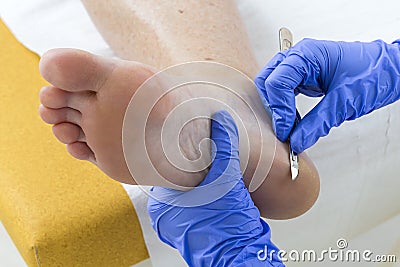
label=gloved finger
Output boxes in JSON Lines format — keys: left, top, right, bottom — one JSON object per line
{"left": 200, "top": 110, "right": 241, "bottom": 186}
{"left": 254, "top": 52, "right": 289, "bottom": 128}
{"left": 290, "top": 89, "right": 344, "bottom": 153}
{"left": 254, "top": 51, "right": 287, "bottom": 92}
{"left": 263, "top": 55, "right": 307, "bottom": 142}
{"left": 254, "top": 52, "right": 287, "bottom": 111}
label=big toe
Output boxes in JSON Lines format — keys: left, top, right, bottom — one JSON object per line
{"left": 39, "top": 48, "right": 116, "bottom": 92}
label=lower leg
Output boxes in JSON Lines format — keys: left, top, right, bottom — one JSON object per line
{"left": 81, "top": 0, "right": 259, "bottom": 77}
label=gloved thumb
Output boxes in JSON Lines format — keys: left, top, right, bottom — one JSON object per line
{"left": 201, "top": 110, "right": 241, "bottom": 185}
{"left": 290, "top": 90, "right": 344, "bottom": 153}
{"left": 147, "top": 110, "right": 242, "bottom": 208}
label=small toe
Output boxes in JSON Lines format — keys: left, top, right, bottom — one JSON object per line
{"left": 52, "top": 123, "right": 85, "bottom": 144}
{"left": 39, "top": 86, "right": 69, "bottom": 109}
{"left": 39, "top": 85, "right": 93, "bottom": 111}
{"left": 66, "top": 141, "right": 95, "bottom": 162}
{"left": 39, "top": 105, "right": 81, "bottom": 125}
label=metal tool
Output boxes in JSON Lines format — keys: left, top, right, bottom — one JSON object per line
{"left": 279, "top": 27, "right": 299, "bottom": 181}
{"left": 279, "top": 27, "right": 293, "bottom": 51}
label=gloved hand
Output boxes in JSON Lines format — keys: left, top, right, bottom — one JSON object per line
{"left": 147, "top": 110, "right": 284, "bottom": 267}
{"left": 255, "top": 38, "right": 400, "bottom": 153}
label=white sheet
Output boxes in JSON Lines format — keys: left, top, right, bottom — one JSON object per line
{"left": 1, "top": 0, "right": 399, "bottom": 266}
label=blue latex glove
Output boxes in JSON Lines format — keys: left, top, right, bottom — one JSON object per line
{"left": 147, "top": 110, "right": 284, "bottom": 267}
{"left": 255, "top": 38, "right": 400, "bottom": 153}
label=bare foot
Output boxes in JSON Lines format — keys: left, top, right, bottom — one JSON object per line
{"left": 39, "top": 48, "right": 156, "bottom": 184}
{"left": 39, "top": 48, "right": 211, "bottom": 188}
{"left": 39, "top": 48, "right": 320, "bottom": 219}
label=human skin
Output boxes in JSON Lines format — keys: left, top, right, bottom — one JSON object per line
{"left": 39, "top": 0, "right": 320, "bottom": 219}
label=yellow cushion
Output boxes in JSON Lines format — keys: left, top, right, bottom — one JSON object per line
{"left": 0, "top": 19, "right": 149, "bottom": 266}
